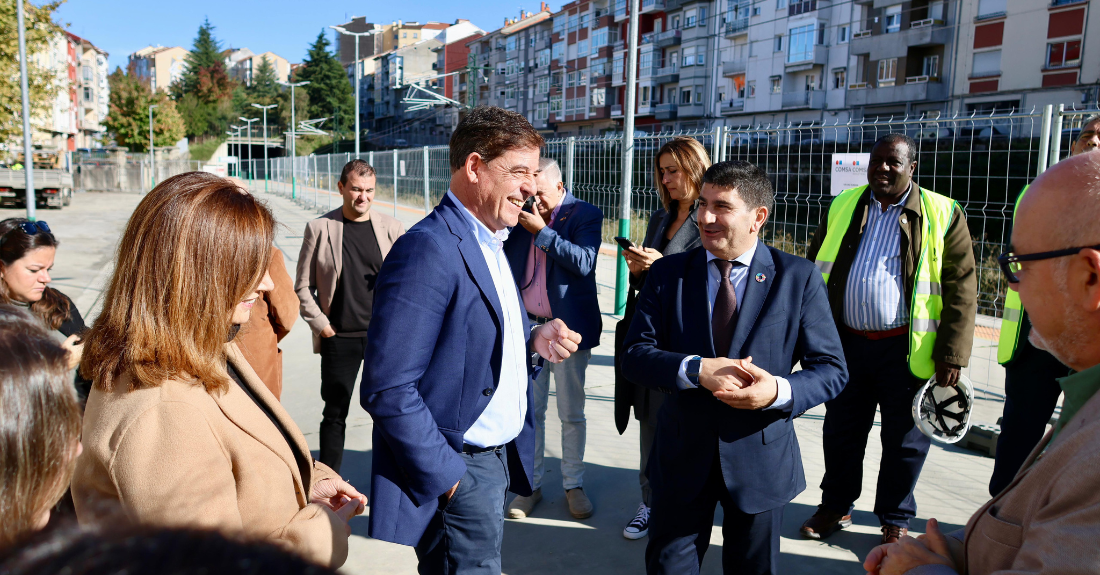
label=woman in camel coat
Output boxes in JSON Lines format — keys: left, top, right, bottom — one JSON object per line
{"left": 73, "top": 172, "right": 365, "bottom": 569}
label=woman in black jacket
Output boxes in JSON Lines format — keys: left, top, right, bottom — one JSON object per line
{"left": 0, "top": 218, "right": 89, "bottom": 400}
{"left": 614, "top": 137, "right": 711, "bottom": 540}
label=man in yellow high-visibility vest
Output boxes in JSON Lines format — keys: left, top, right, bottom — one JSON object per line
{"left": 989, "top": 115, "right": 1100, "bottom": 496}
{"left": 800, "top": 134, "right": 977, "bottom": 546}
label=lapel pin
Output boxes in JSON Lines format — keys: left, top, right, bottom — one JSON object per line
{"left": 755, "top": 273, "right": 766, "bottom": 282}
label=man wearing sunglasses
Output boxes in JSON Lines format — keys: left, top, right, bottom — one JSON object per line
{"left": 863, "top": 148, "right": 1100, "bottom": 575}
{"left": 990, "top": 114, "right": 1100, "bottom": 496}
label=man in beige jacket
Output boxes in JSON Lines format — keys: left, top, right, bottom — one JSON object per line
{"left": 295, "top": 160, "right": 404, "bottom": 472}
{"left": 863, "top": 151, "right": 1100, "bottom": 574}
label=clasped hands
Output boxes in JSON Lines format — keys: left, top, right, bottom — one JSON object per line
{"left": 698, "top": 356, "right": 778, "bottom": 410}
{"left": 311, "top": 477, "right": 368, "bottom": 534}
{"left": 533, "top": 318, "right": 582, "bottom": 364}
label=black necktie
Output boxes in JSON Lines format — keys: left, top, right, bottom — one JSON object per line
{"left": 711, "top": 260, "right": 742, "bottom": 358}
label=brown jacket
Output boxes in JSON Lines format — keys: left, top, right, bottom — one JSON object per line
{"left": 806, "top": 185, "right": 977, "bottom": 367}
{"left": 238, "top": 247, "right": 298, "bottom": 399}
{"left": 295, "top": 208, "right": 405, "bottom": 353}
{"left": 72, "top": 343, "right": 349, "bottom": 568}
{"left": 909, "top": 383, "right": 1100, "bottom": 574}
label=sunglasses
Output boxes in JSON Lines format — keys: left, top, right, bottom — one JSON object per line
{"left": 997, "top": 244, "right": 1100, "bottom": 283}
{"left": 18, "top": 221, "right": 51, "bottom": 235}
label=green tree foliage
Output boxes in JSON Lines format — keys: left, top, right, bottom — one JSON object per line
{"left": 248, "top": 56, "right": 279, "bottom": 105}
{"left": 296, "top": 31, "right": 353, "bottom": 136}
{"left": 173, "top": 18, "right": 237, "bottom": 138}
{"left": 0, "top": 1, "right": 62, "bottom": 156}
{"left": 104, "top": 67, "right": 185, "bottom": 152}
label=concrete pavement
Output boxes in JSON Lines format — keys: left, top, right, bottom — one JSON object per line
{"left": 31, "top": 189, "right": 1003, "bottom": 574}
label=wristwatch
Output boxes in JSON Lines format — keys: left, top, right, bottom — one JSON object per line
{"left": 686, "top": 356, "right": 702, "bottom": 387}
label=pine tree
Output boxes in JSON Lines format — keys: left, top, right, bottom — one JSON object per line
{"left": 178, "top": 18, "right": 225, "bottom": 95}
{"left": 296, "top": 31, "right": 354, "bottom": 135}
{"left": 173, "top": 18, "right": 236, "bottom": 137}
{"left": 104, "top": 67, "right": 185, "bottom": 152}
{"left": 248, "top": 56, "right": 279, "bottom": 105}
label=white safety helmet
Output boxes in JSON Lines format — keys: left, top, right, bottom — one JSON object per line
{"left": 912, "top": 374, "right": 974, "bottom": 444}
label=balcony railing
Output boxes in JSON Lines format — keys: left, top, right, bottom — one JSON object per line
{"left": 853, "top": 30, "right": 872, "bottom": 39}
{"left": 721, "top": 99, "right": 746, "bottom": 114}
{"left": 910, "top": 18, "right": 944, "bottom": 28}
{"left": 654, "top": 103, "right": 678, "bottom": 119}
{"left": 611, "top": 104, "right": 623, "bottom": 116}
{"left": 653, "top": 29, "right": 682, "bottom": 47}
{"left": 724, "top": 18, "right": 750, "bottom": 36}
{"left": 640, "top": 0, "right": 666, "bottom": 12}
{"left": 781, "top": 90, "right": 826, "bottom": 109}
{"left": 722, "top": 59, "right": 748, "bottom": 76}
{"left": 639, "top": 62, "right": 661, "bottom": 78}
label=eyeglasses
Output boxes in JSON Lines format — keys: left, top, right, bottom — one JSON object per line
{"left": 997, "top": 244, "right": 1100, "bottom": 283}
{"left": 18, "top": 221, "right": 51, "bottom": 235}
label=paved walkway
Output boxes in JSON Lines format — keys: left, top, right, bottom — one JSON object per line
{"left": 27, "top": 189, "right": 1003, "bottom": 574}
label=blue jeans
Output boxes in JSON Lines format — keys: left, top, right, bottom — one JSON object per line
{"left": 415, "top": 447, "right": 510, "bottom": 575}
{"left": 532, "top": 349, "right": 591, "bottom": 490}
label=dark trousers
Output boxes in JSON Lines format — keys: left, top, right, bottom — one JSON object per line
{"left": 319, "top": 335, "right": 368, "bottom": 472}
{"left": 415, "top": 447, "right": 510, "bottom": 575}
{"left": 820, "top": 331, "right": 930, "bottom": 528}
{"left": 989, "top": 322, "right": 1068, "bottom": 496}
{"left": 646, "top": 454, "right": 783, "bottom": 575}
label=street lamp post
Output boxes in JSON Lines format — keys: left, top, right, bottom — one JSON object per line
{"left": 252, "top": 103, "right": 277, "bottom": 193}
{"left": 149, "top": 104, "right": 158, "bottom": 190}
{"left": 16, "top": 0, "right": 35, "bottom": 220}
{"left": 240, "top": 116, "right": 258, "bottom": 187}
{"left": 330, "top": 25, "right": 375, "bottom": 158}
{"left": 278, "top": 80, "right": 309, "bottom": 199}
{"left": 228, "top": 125, "right": 243, "bottom": 177}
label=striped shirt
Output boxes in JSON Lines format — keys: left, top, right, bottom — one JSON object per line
{"left": 843, "top": 185, "right": 911, "bottom": 331}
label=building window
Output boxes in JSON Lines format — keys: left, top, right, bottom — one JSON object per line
{"left": 1048, "top": 40, "right": 1082, "bottom": 68}
{"left": 788, "top": 24, "right": 815, "bottom": 62}
{"left": 568, "top": 14, "right": 579, "bottom": 31}
{"left": 403, "top": 32, "right": 408, "bottom": 38}
{"left": 591, "top": 87, "right": 606, "bottom": 106}
{"left": 694, "top": 88, "right": 702, "bottom": 103}
{"left": 771, "top": 77, "right": 781, "bottom": 92}
{"left": 591, "top": 27, "right": 609, "bottom": 48}
{"left": 777, "top": 0, "right": 787, "bottom": 9}
{"left": 682, "top": 47, "right": 696, "bottom": 67}
{"left": 805, "top": 74, "right": 818, "bottom": 90}
{"left": 565, "top": 96, "right": 576, "bottom": 113}
{"left": 833, "top": 68, "right": 846, "bottom": 89}
{"left": 667, "top": 51, "right": 678, "bottom": 68}
{"left": 578, "top": 69, "right": 588, "bottom": 85}
{"left": 748, "top": 80, "right": 756, "bottom": 97}
{"left": 877, "top": 57, "right": 897, "bottom": 85}
{"left": 537, "top": 75, "right": 549, "bottom": 93}
{"left": 977, "top": 0, "right": 1007, "bottom": 17}
{"left": 774, "top": 35, "right": 783, "bottom": 52}
{"left": 579, "top": 13, "right": 589, "bottom": 29}
{"left": 552, "top": 42, "right": 564, "bottom": 61}
{"left": 641, "top": 86, "right": 650, "bottom": 103}
{"left": 413, "top": 32, "right": 418, "bottom": 38}
{"left": 507, "top": 36, "right": 517, "bottom": 52}
{"left": 613, "top": 54, "right": 624, "bottom": 76}
{"left": 550, "top": 95, "right": 563, "bottom": 112}
{"left": 506, "top": 59, "right": 518, "bottom": 75}
{"left": 680, "top": 88, "right": 692, "bottom": 104}
{"left": 838, "top": 25, "right": 849, "bottom": 43}
{"left": 671, "top": 15, "right": 681, "bottom": 29}
{"left": 685, "top": 9, "right": 698, "bottom": 27}
{"left": 83, "top": 87, "right": 93, "bottom": 101}
{"left": 817, "top": 24, "right": 827, "bottom": 45}
{"left": 922, "top": 55, "right": 939, "bottom": 77}
{"left": 551, "top": 71, "right": 563, "bottom": 88}
{"left": 700, "top": 7, "right": 708, "bottom": 27}
{"left": 554, "top": 17, "right": 566, "bottom": 35}
{"left": 536, "top": 102, "right": 548, "bottom": 120}
{"left": 538, "top": 48, "right": 550, "bottom": 67}
{"left": 566, "top": 71, "right": 576, "bottom": 87}
{"left": 972, "top": 49, "right": 1001, "bottom": 76}
{"left": 577, "top": 39, "right": 589, "bottom": 57}
{"left": 884, "top": 5, "right": 902, "bottom": 33}
{"left": 789, "top": 0, "right": 817, "bottom": 16}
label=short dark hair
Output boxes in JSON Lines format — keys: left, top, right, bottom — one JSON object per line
{"left": 0, "top": 524, "right": 339, "bottom": 575}
{"left": 339, "top": 159, "right": 376, "bottom": 186}
{"left": 873, "top": 133, "right": 918, "bottom": 163}
{"left": 449, "top": 106, "right": 545, "bottom": 173}
{"left": 702, "top": 160, "right": 774, "bottom": 213}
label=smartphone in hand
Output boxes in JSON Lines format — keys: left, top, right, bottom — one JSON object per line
{"left": 523, "top": 196, "right": 537, "bottom": 212}
{"left": 614, "top": 236, "right": 637, "bottom": 251}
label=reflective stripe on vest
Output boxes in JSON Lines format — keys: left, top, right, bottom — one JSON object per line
{"left": 816, "top": 185, "right": 957, "bottom": 380}
{"left": 997, "top": 186, "right": 1028, "bottom": 364}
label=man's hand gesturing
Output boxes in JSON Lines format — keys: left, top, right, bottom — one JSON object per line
{"left": 711, "top": 357, "right": 779, "bottom": 410}
{"left": 534, "top": 318, "right": 582, "bottom": 363}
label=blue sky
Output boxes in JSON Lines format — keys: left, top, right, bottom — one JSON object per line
{"left": 56, "top": 0, "right": 546, "bottom": 71}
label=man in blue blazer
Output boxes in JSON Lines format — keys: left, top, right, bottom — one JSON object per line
{"left": 360, "top": 107, "right": 582, "bottom": 575}
{"left": 623, "top": 160, "right": 847, "bottom": 575}
{"left": 502, "top": 157, "right": 603, "bottom": 520}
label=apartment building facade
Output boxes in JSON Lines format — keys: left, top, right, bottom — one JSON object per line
{"left": 951, "top": 0, "right": 1098, "bottom": 113}
{"left": 28, "top": 32, "right": 110, "bottom": 154}
{"left": 223, "top": 48, "right": 291, "bottom": 86}
{"left": 128, "top": 46, "right": 190, "bottom": 93}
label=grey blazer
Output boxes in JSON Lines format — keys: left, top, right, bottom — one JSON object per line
{"left": 294, "top": 208, "right": 405, "bottom": 353}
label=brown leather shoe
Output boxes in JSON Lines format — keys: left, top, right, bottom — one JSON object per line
{"left": 800, "top": 505, "right": 853, "bottom": 540}
{"left": 881, "top": 525, "right": 908, "bottom": 544}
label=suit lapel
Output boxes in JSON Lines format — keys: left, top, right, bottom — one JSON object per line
{"left": 665, "top": 209, "right": 700, "bottom": 254}
{"left": 328, "top": 214, "right": 343, "bottom": 281}
{"left": 728, "top": 244, "right": 775, "bottom": 358}
{"left": 215, "top": 343, "right": 311, "bottom": 502}
{"left": 439, "top": 196, "right": 504, "bottom": 327}
{"left": 371, "top": 215, "right": 391, "bottom": 258}
{"left": 684, "top": 248, "right": 716, "bottom": 357}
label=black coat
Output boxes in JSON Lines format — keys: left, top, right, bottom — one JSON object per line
{"left": 54, "top": 291, "right": 91, "bottom": 401}
{"left": 613, "top": 207, "right": 701, "bottom": 434}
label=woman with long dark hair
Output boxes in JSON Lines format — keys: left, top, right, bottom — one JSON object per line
{"left": 614, "top": 136, "right": 711, "bottom": 540}
{"left": 0, "top": 218, "right": 89, "bottom": 399}
{"left": 73, "top": 173, "right": 364, "bottom": 569}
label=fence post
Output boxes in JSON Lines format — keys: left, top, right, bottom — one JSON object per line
{"left": 711, "top": 125, "right": 723, "bottom": 163}
{"left": 327, "top": 154, "right": 332, "bottom": 211}
{"left": 393, "top": 151, "right": 398, "bottom": 218}
{"left": 1037, "top": 104, "right": 1053, "bottom": 175}
{"left": 1049, "top": 103, "right": 1065, "bottom": 168}
{"left": 423, "top": 146, "right": 430, "bottom": 214}
{"left": 565, "top": 136, "right": 576, "bottom": 192}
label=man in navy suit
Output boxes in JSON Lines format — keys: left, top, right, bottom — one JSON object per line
{"left": 360, "top": 107, "right": 582, "bottom": 575}
{"left": 503, "top": 157, "right": 603, "bottom": 520}
{"left": 623, "top": 160, "right": 847, "bottom": 575}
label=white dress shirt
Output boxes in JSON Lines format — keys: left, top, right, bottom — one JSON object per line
{"left": 447, "top": 191, "right": 530, "bottom": 447}
{"left": 676, "top": 240, "right": 793, "bottom": 411}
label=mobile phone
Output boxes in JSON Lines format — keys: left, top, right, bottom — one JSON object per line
{"left": 614, "top": 236, "right": 637, "bottom": 250}
{"left": 522, "top": 196, "right": 537, "bottom": 212}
